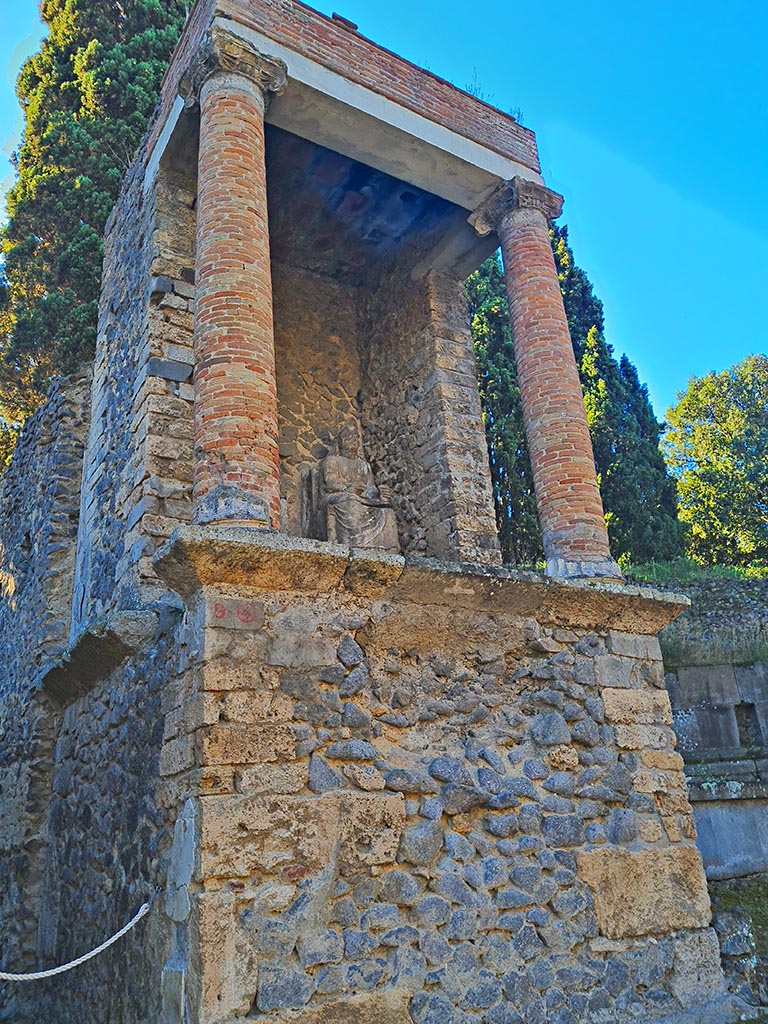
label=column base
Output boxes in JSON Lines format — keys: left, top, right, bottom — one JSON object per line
{"left": 193, "top": 486, "right": 273, "bottom": 529}
{"left": 546, "top": 555, "right": 623, "bottom": 580}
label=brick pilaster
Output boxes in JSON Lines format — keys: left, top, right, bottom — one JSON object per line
{"left": 181, "top": 27, "right": 287, "bottom": 527}
{"left": 471, "top": 178, "right": 621, "bottom": 579}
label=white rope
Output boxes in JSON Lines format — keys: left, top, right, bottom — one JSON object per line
{"left": 0, "top": 899, "right": 151, "bottom": 982}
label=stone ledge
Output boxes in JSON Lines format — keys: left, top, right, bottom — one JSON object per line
{"left": 153, "top": 526, "right": 689, "bottom": 634}
{"left": 685, "top": 757, "right": 768, "bottom": 802}
{"left": 41, "top": 611, "right": 159, "bottom": 706}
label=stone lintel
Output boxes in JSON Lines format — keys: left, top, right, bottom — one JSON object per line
{"left": 153, "top": 526, "right": 689, "bottom": 634}
{"left": 41, "top": 611, "right": 159, "bottom": 706}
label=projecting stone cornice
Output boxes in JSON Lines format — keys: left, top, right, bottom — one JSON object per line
{"left": 179, "top": 24, "right": 288, "bottom": 107}
{"left": 470, "top": 176, "right": 564, "bottom": 236}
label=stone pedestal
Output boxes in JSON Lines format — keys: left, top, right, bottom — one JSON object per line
{"left": 151, "top": 530, "right": 737, "bottom": 1024}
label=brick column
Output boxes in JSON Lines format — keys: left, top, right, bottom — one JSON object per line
{"left": 180, "top": 27, "right": 287, "bottom": 528}
{"left": 471, "top": 178, "right": 620, "bottom": 579}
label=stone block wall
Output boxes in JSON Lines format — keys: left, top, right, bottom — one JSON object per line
{"left": 0, "top": 371, "right": 90, "bottom": 987}
{"left": 361, "top": 271, "right": 500, "bottom": 564}
{"left": 273, "top": 263, "right": 363, "bottom": 536}
{"left": 664, "top": 661, "right": 768, "bottom": 880}
{"left": 0, "top": 617, "right": 190, "bottom": 1024}
{"left": 148, "top": 535, "right": 731, "bottom": 1024}
{"left": 72, "top": 155, "right": 197, "bottom": 632}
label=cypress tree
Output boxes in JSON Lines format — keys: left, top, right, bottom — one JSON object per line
{"left": 468, "top": 256, "right": 541, "bottom": 564}
{"left": 0, "top": 0, "right": 187, "bottom": 458}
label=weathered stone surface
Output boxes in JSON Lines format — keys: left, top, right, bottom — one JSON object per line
{"left": 602, "top": 687, "right": 673, "bottom": 725}
{"left": 309, "top": 754, "right": 343, "bottom": 793}
{"left": 399, "top": 819, "right": 444, "bottom": 865}
{"left": 529, "top": 711, "right": 571, "bottom": 746}
{"left": 669, "top": 929, "right": 725, "bottom": 1005}
{"left": 576, "top": 847, "right": 711, "bottom": 938}
{"left": 269, "top": 989, "right": 412, "bottom": 1024}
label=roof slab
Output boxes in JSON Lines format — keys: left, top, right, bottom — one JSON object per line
{"left": 146, "top": 0, "right": 545, "bottom": 273}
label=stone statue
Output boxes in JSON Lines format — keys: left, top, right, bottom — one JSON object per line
{"left": 302, "top": 421, "right": 400, "bottom": 552}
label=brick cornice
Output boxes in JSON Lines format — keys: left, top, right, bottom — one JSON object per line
{"left": 470, "top": 176, "right": 564, "bottom": 236}
{"left": 179, "top": 24, "right": 288, "bottom": 106}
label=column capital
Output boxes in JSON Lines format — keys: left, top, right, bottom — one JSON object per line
{"left": 179, "top": 25, "right": 288, "bottom": 107}
{"left": 470, "top": 177, "right": 564, "bottom": 237}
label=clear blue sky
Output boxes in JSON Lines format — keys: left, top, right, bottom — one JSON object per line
{"left": 2, "top": 0, "right": 766, "bottom": 418}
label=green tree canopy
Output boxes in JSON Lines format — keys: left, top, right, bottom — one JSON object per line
{"left": 0, "top": 0, "right": 186, "bottom": 456}
{"left": 468, "top": 255, "right": 540, "bottom": 564}
{"left": 469, "top": 227, "right": 685, "bottom": 566}
{"left": 664, "top": 355, "right": 768, "bottom": 565}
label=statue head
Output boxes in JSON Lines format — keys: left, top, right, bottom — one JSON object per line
{"left": 337, "top": 421, "right": 363, "bottom": 459}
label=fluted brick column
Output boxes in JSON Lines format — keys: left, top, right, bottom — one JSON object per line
{"left": 472, "top": 178, "right": 621, "bottom": 579}
{"left": 180, "top": 27, "right": 287, "bottom": 528}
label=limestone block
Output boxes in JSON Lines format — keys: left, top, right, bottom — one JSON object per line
{"left": 161, "top": 733, "right": 196, "bottom": 776}
{"left": 215, "top": 690, "right": 293, "bottom": 724}
{"left": 576, "top": 846, "right": 711, "bottom": 938}
{"left": 594, "top": 654, "right": 634, "bottom": 688}
{"left": 640, "top": 749, "right": 685, "bottom": 772}
{"left": 161, "top": 963, "right": 186, "bottom": 1024}
{"left": 202, "top": 662, "right": 260, "bottom": 692}
{"left": 198, "top": 722, "right": 295, "bottom": 766}
{"left": 203, "top": 594, "right": 265, "bottom": 631}
{"left": 603, "top": 688, "right": 673, "bottom": 725}
{"left": 167, "top": 798, "right": 197, "bottom": 922}
{"left": 607, "top": 631, "right": 663, "bottom": 661}
{"left": 270, "top": 989, "right": 411, "bottom": 1024}
{"left": 614, "top": 724, "right": 670, "bottom": 750}
{"left": 238, "top": 762, "right": 309, "bottom": 796}
{"left": 268, "top": 606, "right": 338, "bottom": 668}
{"left": 203, "top": 629, "right": 269, "bottom": 665}
{"left": 669, "top": 929, "right": 725, "bottom": 1005}
{"left": 193, "top": 890, "right": 257, "bottom": 1023}
{"left": 338, "top": 792, "right": 406, "bottom": 870}
{"left": 677, "top": 664, "right": 739, "bottom": 706}
{"left": 199, "top": 794, "right": 341, "bottom": 878}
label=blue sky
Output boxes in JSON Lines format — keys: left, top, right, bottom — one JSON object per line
{"left": 1, "top": 0, "right": 766, "bottom": 418}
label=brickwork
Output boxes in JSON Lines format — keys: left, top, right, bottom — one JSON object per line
{"left": 148, "top": 0, "right": 539, "bottom": 176}
{"left": 189, "top": 30, "right": 287, "bottom": 526}
{"left": 474, "top": 179, "right": 618, "bottom": 578}
{"left": 361, "top": 270, "right": 500, "bottom": 564}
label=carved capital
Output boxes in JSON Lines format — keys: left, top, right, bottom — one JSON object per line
{"left": 179, "top": 25, "right": 288, "bottom": 108}
{"left": 469, "top": 177, "right": 564, "bottom": 236}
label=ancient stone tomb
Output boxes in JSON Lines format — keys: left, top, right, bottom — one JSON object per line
{"left": 0, "top": 1, "right": 747, "bottom": 1022}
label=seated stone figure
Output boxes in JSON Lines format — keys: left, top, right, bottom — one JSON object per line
{"left": 302, "top": 421, "right": 400, "bottom": 552}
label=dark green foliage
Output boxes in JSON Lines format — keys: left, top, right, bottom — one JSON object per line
{"left": 469, "top": 227, "right": 685, "bottom": 566}
{"left": 664, "top": 355, "right": 768, "bottom": 566}
{"left": 467, "top": 256, "right": 541, "bottom": 564}
{"left": 0, "top": 0, "right": 187, "bottom": 440}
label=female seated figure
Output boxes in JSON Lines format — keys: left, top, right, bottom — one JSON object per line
{"left": 306, "top": 421, "right": 400, "bottom": 553}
